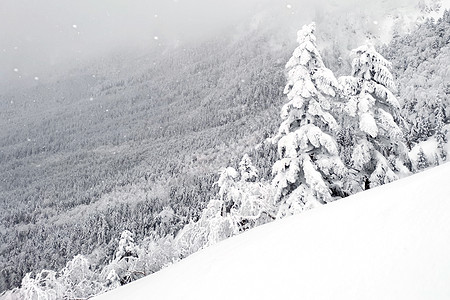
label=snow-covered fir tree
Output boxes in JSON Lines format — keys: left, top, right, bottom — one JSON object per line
{"left": 239, "top": 154, "right": 258, "bottom": 182}
{"left": 175, "top": 160, "right": 275, "bottom": 258}
{"left": 175, "top": 199, "right": 234, "bottom": 258}
{"left": 221, "top": 156, "right": 275, "bottom": 231}
{"left": 272, "top": 22, "right": 347, "bottom": 217}
{"left": 435, "top": 97, "right": 447, "bottom": 160}
{"left": 115, "top": 230, "right": 138, "bottom": 261}
{"left": 104, "top": 270, "right": 121, "bottom": 290}
{"left": 339, "top": 44, "right": 409, "bottom": 189}
{"left": 416, "top": 147, "right": 430, "bottom": 170}
{"left": 110, "top": 230, "right": 144, "bottom": 285}
{"left": 216, "top": 167, "right": 240, "bottom": 216}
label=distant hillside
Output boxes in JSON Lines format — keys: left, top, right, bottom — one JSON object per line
{"left": 0, "top": 30, "right": 288, "bottom": 291}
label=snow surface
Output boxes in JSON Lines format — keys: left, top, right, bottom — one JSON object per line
{"left": 95, "top": 163, "right": 450, "bottom": 300}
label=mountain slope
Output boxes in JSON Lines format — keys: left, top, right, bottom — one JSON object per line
{"left": 1, "top": 1, "right": 449, "bottom": 292}
{"left": 96, "top": 163, "right": 450, "bottom": 300}
{"left": 0, "top": 32, "right": 287, "bottom": 291}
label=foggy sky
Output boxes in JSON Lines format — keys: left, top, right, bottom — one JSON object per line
{"left": 0, "top": 0, "right": 421, "bottom": 87}
{"left": 0, "top": 0, "right": 276, "bottom": 85}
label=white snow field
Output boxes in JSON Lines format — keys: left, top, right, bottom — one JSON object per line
{"left": 96, "top": 163, "right": 450, "bottom": 300}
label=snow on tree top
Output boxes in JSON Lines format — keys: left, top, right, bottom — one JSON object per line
{"left": 296, "top": 22, "right": 316, "bottom": 44}
{"left": 351, "top": 45, "right": 395, "bottom": 90}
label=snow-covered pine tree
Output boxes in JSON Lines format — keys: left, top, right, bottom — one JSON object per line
{"left": 111, "top": 230, "right": 145, "bottom": 285}
{"left": 416, "top": 147, "right": 429, "bottom": 170}
{"left": 115, "top": 230, "right": 138, "bottom": 261}
{"left": 216, "top": 164, "right": 274, "bottom": 232}
{"left": 175, "top": 161, "right": 275, "bottom": 257}
{"left": 339, "top": 45, "right": 409, "bottom": 189}
{"left": 272, "top": 22, "right": 347, "bottom": 217}
{"left": 239, "top": 154, "right": 258, "bottom": 182}
{"left": 175, "top": 198, "right": 234, "bottom": 258}
{"left": 216, "top": 167, "right": 239, "bottom": 216}
{"left": 434, "top": 97, "right": 447, "bottom": 160}
{"left": 105, "top": 269, "right": 121, "bottom": 290}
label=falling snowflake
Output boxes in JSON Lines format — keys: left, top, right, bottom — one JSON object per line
{"left": 34, "top": 77, "right": 39, "bottom": 81}
{"left": 154, "top": 36, "right": 159, "bottom": 40}
{"left": 13, "top": 68, "right": 19, "bottom": 72}
{"left": 286, "top": 4, "right": 292, "bottom": 9}
{"left": 154, "top": 14, "right": 158, "bottom": 18}
{"left": 72, "top": 24, "right": 78, "bottom": 29}
{"left": 373, "top": 21, "right": 379, "bottom": 25}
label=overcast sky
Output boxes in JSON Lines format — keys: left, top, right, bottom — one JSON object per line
{"left": 0, "top": 0, "right": 278, "bottom": 85}
{"left": 0, "top": 0, "right": 423, "bottom": 87}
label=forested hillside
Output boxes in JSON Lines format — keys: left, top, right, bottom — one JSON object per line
{"left": 382, "top": 10, "right": 450, "bottom": 146}
{"left": 0, "top": 2, "right": 449, "bottom": 298}
{"left": 0, "top": 30, "right": 288, "bottom": 291}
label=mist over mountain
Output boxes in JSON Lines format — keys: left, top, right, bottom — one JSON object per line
{"left": 0, "top": 0, "right": 448, "bottom": 297}
{"left": 0, "top": 0, "right": 437, "bottom": 89}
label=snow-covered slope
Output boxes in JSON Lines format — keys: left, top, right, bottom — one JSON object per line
{"left": 96, "top": 163, "right": 450, "bottom": 300}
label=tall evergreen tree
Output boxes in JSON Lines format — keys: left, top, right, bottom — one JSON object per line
{"left": 115, "top": 230, "right": 138, "bottom": 261}
{"left": 239, "top": 154, "right": 258, "bottom": 182}
{"left": 434, "top": 97, "right": 447, "bottom": 160}
{"left": 339, "top": 45, "right": 408, "bottom": 189}
{"left": 416, "top": 147, "right": 430, "bottom": 170}
{"left": 272, "top": 23, "right": 347, "bottom": 217}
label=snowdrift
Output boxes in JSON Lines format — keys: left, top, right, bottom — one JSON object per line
{"left": 95, "top": 163, "right": 450, "bottom": 300}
